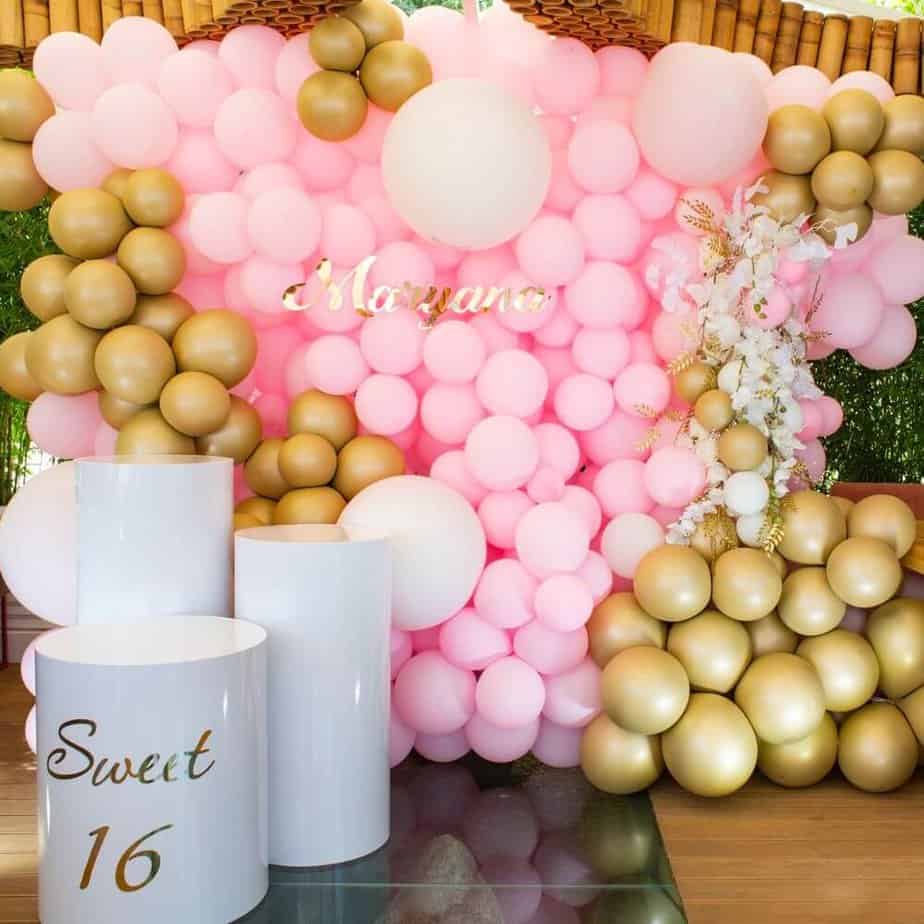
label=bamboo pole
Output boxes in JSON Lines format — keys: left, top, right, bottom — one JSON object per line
{"left": 141, "top": 0, "right": 164, "bottom": 23}
{"left": 733, "top": 0, "right": 759, "bottom": 53}
{"left": 121, "top": 0, "right": 142, "bottom": 14}
{"left": 194, "top": 0, "right": 215, "bottom": 30}
{"left": 78, "top": 0, "right": 103, "bottom": 40}
{"left": 771, "top": 2, "right": 802, "bottom": 73}
{"left": 712, "top": 0, "right": 738, "bottom": 51}
{"left": 843, "top": 16, "right": 873, "bottom": 72}
{"left": 0, "top": 2, "right": 25, "bottom": 50}
{"left": 893, "top": 18, "right": 920, "bottom": 95}
{"left": 650, "top": 0, "right": 674, "bottom": 45}
{"left": 700, "top": 0, "right": 717, "bottom": 44}
{"left": 796, "top": 9, "right": 822, "bottom": 66}
{"left": 24, "top": 0, "right": 50, "bottom": 47}
{"left": 753, "top": 0, "right": 782, "bottom": 64}
{"left": 869, "top": 19, "right": 894, "bottom": 83}
{"left": 161, "top": 0, "right": 184, "bottom": 35}
{"left": 49, "top": 0, "right": 79, "bottom": 31}
{"left": 670, "top": 0, "right": 701, "bottom": 41}
{"left": 101, "top": 0, "right": 121, "bottom": 29}
{"left": 817, "top": 13, "right": 848, "bottom": 81}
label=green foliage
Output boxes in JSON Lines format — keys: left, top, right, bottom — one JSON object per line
{"left": 393, "top": 0, "right": 492, "bottom": 13}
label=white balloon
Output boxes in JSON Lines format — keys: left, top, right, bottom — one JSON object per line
{"left": 735, "top": 512, "right": 766, "bottom": 547}
{"left": 381, "top": 78, "right": 551, "bottom": 250}
{"left": 724, "top": 471, "right": 770, "bottom": 517}
{"left": 338, "top": 475, "right": 486, "bottom": 631}
{"left": 24, "top": 705, "right": 36, "bottom": 754}
{"left": 601, "top": 512, "right": 664, "bottom": 579}
{"left": 0, "top": 463, "right": 76, "bottom": 626}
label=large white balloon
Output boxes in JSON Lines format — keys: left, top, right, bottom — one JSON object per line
{"left": 339, "top": 475, "right": 486, "bottom": 631}
{"left": 0, "top": 463, "right": 76, "bottom": 626}
{"left": 381, "top": 78, "right": 551, "bottom": 250}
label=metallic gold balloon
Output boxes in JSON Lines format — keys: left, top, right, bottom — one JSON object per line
{"left": 334, "top": 434, "right": 406, "bottom": 500}
{"left": 778, "top": 566, "right": 846, "bottom": 636}
{"left": 129, "top": 293, "right": 195, "bottom": 343}
{"left": 769, "top": 552, "right": 787, "bottom": 578}
{"left": 309, "top": 17, "right": 367, "bottom": 72}
{"left": 601, "top": 647, "right": 690, "bottom": 735}
{"left": 360, "top": 41, "right": 433, "bottom": 112}
{"left": 297, "top": 71, "right": 369, "bottom": 143}
{"left": 758, "top": 713, "right": 838, "bottom": 788}
{"left": 838, "top": 702, "right": 918, "bottom": 793}
{"left": 717, "top": 423, "right": 768, "bottom": 471}
{"left": 172, "top": 309, "right": 257, "bottom": 388}
{"left": 831, "top": 495, "right": 854, "bottom": 518}
{"left": 278, "top": 433, "right": 338, "bottom": 487}
{"left": 847, "top": 493, "right": 917, "bottom": 558}
{"left": 587, "top": 592, "right": 666, "bottom": 667}
{"left": 713, "top": 548, "right": 782, "bottom": 623}
{"left": 662, "top": 693, "right": 757, "bottom": 797}
{"left": 0, "top": 139, "right": 48, "bottom": 211}
{"left": 273, "top": 486, "right": 347, "bottom": 525}
{"left": 690, "top": 509, "right": 738, "bottom": 563}
{"left": 64, "top": 259, "right": 137, "bottom": 330}
{"left": 875, "top": 94, "right": 924, "bottom": 156}
{"left": 122, "top": 168, "right": 185, "bottom": 228}
{"left": 673, "top": 361, "right": 716, "bottom": 404}
{"left": 20, "top": 254, "right": 79, "bottom": 322}
{"left": 95, "top": 324, "right": 176, "bottom": 405}
{"left": 196, "top": 395, "right": 262, "bottom": 464}
{"left": 797, "top": 629, "right": 879, "bottom": 712}
{"left": 810, "top": 151, "right": 874, "bottom": 210}
{"left": 633, "top": 545, "right": 711, "bottom": 623}
{"left": 764, "top": 104, "right": 832, "bottom": 174}
{"left": 235, "top": 496, "right": 276, "bottom": 525}
{"left": 778, "top": 490, "right": 846, "bottom": 565}
{"left": 48, "top": 189, "right": 133, "bottom": 260}
{"left": 746, "top": 609, "right": 799, "bottom": 656}
{"left": 826, "top": 536, "right": 902, "bottom": 609}
{"left": 245, "top": 438, "right": 289, "bottom": 499}
{"left": 735, "top": 652, "right": 826, "bottom": 744}
{"left": 898, "top": 685, "right": 924, "bottom": 746}
{"left": 115, "top": 407, "right": 195, "bottom": 455}
{"left": 102, "top": 168, "right": 133, "bottom": 203}
{"left": 98, "top": 390, "right": 148, "bottom": 429}
{"left": 116, "top": 227, "right": 186, "bottom": 296}
{"left": 0, "top": 69, "right": 54, "bottom": 142}
{"left": 288, "top": 389, "right": 358, "bottom": 450}
{"left": 234, "top": 512, "right": 263, "bottom": 531}
{"left": 693, "top": 388, "right": 733, "bottom": 432}
{"left": 580, "top": 714, "right": 664, "bottom": 795}
{"left": 867, "top": 149, "right": 924, "bottom": 215}
{"left": 667, "top": 609, "right": 751, "bottom": 693}
{"left": 865, "top": 597, "right": 924, "bottom": 699}
{"left": 342, "top": 0, "right": 405, "bottom": 48}
{"left": 0, "top": 331, "right": 41, "bottom": 400}
{"left": 823, "top": 89, "right": 885, "bottom": 154}
{"left": 751, "top": 171, "right": 816, "bottom": 224}
{"left": 159, "top": 371, "right": 231, "bottom": 437}
{"left": 813, "top": 202, "right": 873, "bottom": 244}
{"left": 25, "top": 314, "right": 101, "bottom": 394}
{"left": 578, "top": 796, "right": 657, "bottom": 878}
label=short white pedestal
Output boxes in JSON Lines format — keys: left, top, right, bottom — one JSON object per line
{"left": 36, "top": 616, "right": 268, "bottom": 924}
{"left": 235, "top": 525, "right": 391, "bottom": 867}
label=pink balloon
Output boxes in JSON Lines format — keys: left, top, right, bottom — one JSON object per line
{"left": 321, "top": 204, "right": 377, "bottom": 267}
{"left": 429, "top": 449, "right": 486, "bottom": 505}
{"left": 533, "top": 345, "right": 578, "bottom": 394}
{"left": 797, "top": 399, "right": 823, "bottom": 442}
{"left": 478, "top": 490, "right": 534, "bottom": 550}
{"left": 423, "top": 320, "right": 486, "bottom": 384}
{"left": 214, "top": 89, "right": 296, "bottom": 168}
{"left": 101, "top": 17, "right": 177, "bottom": 85}
{"left": 458, "top": 246, "right": 517, "bottom": 287}
{"left": 594, "top": 459, "right": 653, "bottom": 516}
{"left": 867, "top": 235, "right": 924, "bottom": 305}
{"left": 675, "top": 187, "right": 726, "bottom": 235}
{"left": 291, "top": 130, "right": 355, "bottom": 191}
{"left": 420, "top": 383, "right": 485, "bottom": 446}
{"left": 573, "top": 194, "right": 642, "bottom": 262}
{"left": 627, "top": 168, "right": 679, "bottom": 220}
{"left": 415, "top": 729, "right": 469, "bottom": 763}
{"left": 219, "top": 24, "right": 285, "bottom": 89}
{"left": 644, "top": 446, "right": 707, "bottom": 507}
{"left": 527, "top": 466, "right": 566, "bottom": 503}
{"left": 797, "top": 438, "right": 827, "bottom": 484}
{"left": 766, "top": 65, "right": 832, "bottom": 112}
{"left": 93, "top": 421, "right": 118, "bottom": 456}
{"left": 175, "top": 271, "right": 226, "bottom": 310}
{"left": 850, "top": 304, "right": 917, "bottom": 370}
{"left": 390, "top": 706, "right": 416, "bottom": 767}
{"left": 545, "top": 149, "right": 585, "bottom": 213}
{"left": 33, "top": 111, "right": 113, "bottom": 191}
{"left": 553, "top": 374, "right": 614, "bottom": 431}
{"left": 241, "top": 257, "right": 304, "bottom": 315}
{"left": 735, "top": 51, "right": 773, "bottom": 88}
{"left": 539, "top": 114, "right": 573, "bottom": 151}
{"left": 465, "top": 415, "right": 540, "bottom": 490}
{"left": 304, "top": 335, "right": 369, "bottom": 395}
{"left": 572, "top": 327, "right": 631, "bottom": 380}
{"left": 533, "top": 39, "right": 600, "bottom": 115}
{"left": 165, "top": 129, "right": 239, "bottom": 194}
{"left": 565, "top": 262, "right": 646, "bottom": 329}
{"left": 812, "top": 273, "right": 884, "bottom": 349}
{"left": 516, "top": 620, "right": 588, "bottom": 675}
{"left": 360, "top": 194, "right": 413, "bottom": 243}
{"left": 580, "top": 409, "right": 652, "bottom": 465}
{"left": 516, "top": 501, "right": 590, "bottom": 578}
{"left": 466, "top": 712, "right": 540, "bottom": 763}
{"left": 476, "top": 656, "right": 546, "bottom": 728}
{"left": 533, "top": 719, "right": 582, "bottom": 768}
{"left": 275, "top": 34, "right": 320, "bottom": 105}
{"left": 613, "top": 362, "right": 671, "bottom": 416}
{"left": 829, "top": 71, "right": 895, "bottom": 104}
{"left": 358, "top": 308, "right": 423, "bottom": 375}
{"left": 254, "top": 393, "right": 287, "bottom": 438}
{"left": 158, "top": 49, "right": 235, "bottom": 128}
{"left": 534, "top": 575, "right": 594, "bottom": 632}
{"left": 247, "top": 189, "right": 321, "bottom": 262}
{"left": 542, "top": 658, "right": 601, "bottom": 728}
{"left": 33, "top": 32, "right": 108, "bottom": 111}
{"left": 439, "top": 607, "right": 512, "bottom": 670}
{"left": 252, "top": 325, "right": 302, "bottom": 395}
{"left": 816, "top": 395, "right": 844, "bottom": 436}
{"left": 630, "top": 330, "right": 659, "bottom": 365}
{"left": 355, "top": 374, "right": 418, "bottom": 435}
{"left": 234, "top": 162, "right": 303, "bottom": 199}
{"left": 651, "top": 308, "right": 700, "bottom": 360}
{"left": 577, "top": 550, "right": 613, "bottom": 604}
{"left": 751, "top": 285, "right": 793, "bottom": 329}
{"left": 369, "top": 241, "right": 435, "bottom": 290}
{"left": 92, "top": 83, "right": 178, "bottom": 168}
{"left": 474, "top": 558, "right": 538, "bottom": 629}
{"left": 391, "top": 627, "right": 413, "bottom": 678}
{"left": 561, "top": 485, "right": 603, "bottom": 541}
{"left": 27, "top": 393, "right": 101, "bottom": 459}
{"left": 516, "top": 215, "right": 586, "bottom": 288}
{"left": 393, "top": 651, "right": 476, "bottom": 735}
{"left": 345, "top": 104, "right": 391, "bottom": 164}
{"left": 596, "top": 45, "right": 648, "bottom": 96}
{"left": 189, "top": 193, "right": 252, "bottom": 264}
{"left": 476, "top": 350, "right": 548, "bottom": 418}
{"left": 534, "top": 422, "right": 580, "bottom": 480}
{"left": 533, "top": 299, "right": 578, "bottom": 347}
{"left": 568, "top": 121, "right": 640, "bottom": 193}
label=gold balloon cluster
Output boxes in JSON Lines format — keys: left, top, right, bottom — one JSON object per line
{"left": 0, "top": 69, "right": 54, "bottom": 213}
{"left": 234, "top": 389, "right": 406, "bottom": 530}
{"left": 582, "top": 490, "right": 924, "bottom": 797}
{"left": 298, "top": 0, "right": 432, "bottom": 142}
{"left": 758, "top": 91, "right": 924, "bottom": 244}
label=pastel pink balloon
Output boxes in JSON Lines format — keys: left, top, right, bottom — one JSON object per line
{"left": 534, "top": 574, "right": 594, "bottom": 632}
{"left": 214, "top": 89, "right": 296, "bottom": 168}
{"left": 476, "top": 350, "right": 549, "bottom": 418}
{"left": 850, "top": 303, "right": 917, "bottom": 370}
{"left": 393, "top": 651, "right": 476, "bottom": 735}
{"left": 369, "top": 241, "right": 435, "bottom": 290}
{"left": 101, "top": 16, "right": 177, "bottom": 85}
{"left": 545, "top": 150, "right": 585, "bottom": 213}
{"left": 420, "top": 383, "right": 485, "bottom": 445}
{"left": 475, "top": 558, "right": 538, "bottom": 629}
{"left": 627, "top": 168, "right": 679, "bottom": 220}
{"left": 292, "top": 130, "right": 355, "bottom": 191}
{"left": 190, "top": 193, "right": 252, "bottom": 264}
{"left": 33, "top": 32, "right": 108, "bottom": 111}
{"left": 829, "top": 70, "right": 895, "bottom": 104}
{"left": 430, "top": 450, "right": 488, "bottom": 506}
{"left": 527, "top": 466, "right": 566, "bottom": 503}
{"left": 565, "top": 262, "right": 646, "bottom": 328}
{"left": 797, "top": 399, "right": 823, "bottom": 442}
{"left": 252, "top": 325, "right": 302, "bottom": 395}
{"left": 752, "top": 285, "right": 792, "bottom": 329}
{"left": 533, "top": 719, "right": 582, "bottom": 769}
{"left": 476, "top": 656, "right": 546, "bottom": 727}
{"left": 602, "top": 512, "right": 665, "bottom": 578}
{"left": 219, "top": 24, "right": 285, "bottom": 89}
{"left": 533, "top": 300, "right": 578, "bottom": 347}
{"left": 812, "top": 273, "right": 884, "bottom": 349}
{"left": 571, "top": 327, "right": 631, "bottom": 380}
{"left": 533, "top": 39, "right": 600, "bottom": 115}
{"left": 594, "top": 459, "right": 652, "bottom": 516}
{"left": 797, "top": 438, "right": 827, "bottom": 484}
{"left": 573, "top": 194, "right": 642, "bottom": 262}
{"left": 575, "top": 96, "right": 634, "bottom": 131}
{"left": 33, "top": 111, "right": 113, "bottom": 192}
{"left": 355, "top": 374, "right": 418, "bottom": 435}
{"left": 533, "top": 345, "right": 577, "bottom": 394}
{"left": 93, "top": 421, "right": 118, "bottom": 456}
{"left": 478, "top": 491, "right": 534, "bottom": 549}
{"left": 613, "top": 362, "right": 671, "bottom": 416}
{"left": 568, "top": 121, "right": 640, "bottom": 193}
{"left": 560, "top": 485, "right": 603, "bottom": 540}
{"left": 361, "top": 194, "right": 413, "bottom": 243}
{"left": 766, "top": 65, "right": 831, "bottom": 112}
{"left": 391, "top": 627, "right": 413, "bottom": 678}
{"left": 344, "top": 104, "right": 391, "bottom": 164}
{"left": 390, "top": 706, "right": 416, "bottom": 767}
{"left": 554, "top": 373, "right": 615, "bottom": 432}
{"left": 457, "top": 246, "right": 517, "bottom": 287}
{"left": 348, "top": 165, "right": 385, "bottom": 203}
{"left": 173, "top": 271, "right": 223, "bottom": 310}
{"left": 596, "top": 45, "right": 648, "bottom": 96}
{"left": 415, "top": 730, "right": 469, "bottom": 763}
{"left": 304, "top": 335, "right": 369, "bottom": 395}
{"left": 543, "top": 658, "right": 601, "bottom": 727}
{"left": 357, "top": 308, "right": 423, "bottom": 375}
{"left": 516, "top": 501, "right": 590, "bottom": 578}
{"left": 439, "top": 607, "right": 512, "bottom": 670}
{"left": 644, "top": 446, "right": 707, "bottom": 507}
{"left": 254, "top": 393, "right": 287, "bottom": 438}
{"left": 165, "top": 129, "right": 239, "bottom": 194}
{"left": 675, "top": 187, "right": 726, "bottom": 235}
{"left": 234, "top": 162, "right": 303, "bottom": 199}
{"left": 868, "top": 235, "right": 924, "bottom": 305}
{"left": 465, "top": 415, "right": 540, "bottom": 490}
{"left": 466, "top": 712, "right": 540, "bottom": 763}
{"left": 516, "top": 215, "right": 586, "bottom": 288}
{"left": 320, "top": 204, "right": 377, "bottom": 267}
{"left": 651, "top": 308, "right": 700, "bottom": 360}
{"left": 27, "top": 393, "right": 101, "bottom": 459}
{"left": 580, "top": 409, "right": 651, "bottom": 465}
{"left": 92, "top": 83, "right": 178, "bottom": 168}
{"left": 515, "top": 620, "right": 588, "bottom": 675}
{"left": 411, "top": 625, "right": 441, "bottom": 653}
{"left": 534, "top": 422, "right": 580, "bottom": 480}
{"left": 576, "top": 551, "right": 613, "bottom": 604}
{"left": 539, "top": 114, "right": 573, "bottom": 151}
{"left": 247, "top": 189, "right": 321, "bottom": 264}
{"left": 423, "top": 320, "right": 486, "bottom": 383}
{"left": 816, "top": 395, "right": 844, "bottom": 436}
{"left": 494, "top": 272, "right": 558, "bottom": 334}
{"left": 275, "top": 34, "right": 320, "bottom": 104}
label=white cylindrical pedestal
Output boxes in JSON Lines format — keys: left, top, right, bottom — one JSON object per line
{"left": 76, "top": 455, "right": 233, "bottom": 625}
{"left": 36, "top": 616, "right": 268, "bottom": 924}
{"left": 235, "top": 525, "right": 391, "bottom": 867}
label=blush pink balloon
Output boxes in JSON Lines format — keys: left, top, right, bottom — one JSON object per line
{"left": 476, "top": 350, "right": 549, "bottom": 418}
{"left": 816, "top": 395, "right": 845, "bottom": 436}
{"left": 534, "top": 422, "right": 580, "bottom": 480}
{"left": 27, "top": 393, "right": 101, "bottom": 459}
{"left": 304, "top": 335, "right": 369, "bottom": 394}
{"left": 33, "top": 32, "right": 108, "bottom": 111}
{"left": 534, "top": 575, "right": 594, "bottom": 632}
{"left": 539, "top": 114, "right": 573, "bottom": 151}
{"left": 651, "top": 308, "right": 700, "bottom": 360}
{"left": 594, "top": 459, "right": 652, "bottom": 516}
{"left": 568, "top": 121, "right": 640, "bottom": 193}
{"left": 360, "top": 194, "right": 412, "bottom": 243}
{"left": 292, "top": 130, "right": 355, "bottom": 191}
{"left": 158, "top": 49, "right": 234, "bottom": 127}
{"left": 359, "top": 308, "right": 424, "bottom": 375}
{"left": 175, "top": 272, "right": 226, "bottom": 310}
{"left": 533, "top": 39, "right": 600, "bottom": 115}
{"left": 247, "top": 189, "right": 321, "bottom": 262}
{"left": 219, "top": 24, "right": 285, "bottom": 89}
{"left": 33, "top": 111, "right": 113, "bottom": 191}
{"left": 254, "top": 393, "right": 287, "bottom": 438}
{"left": 596, "top": 45, "right": 648, "bottom": 96}
{"left": 527, "top": 466, "right": 566, "bottom": 503}
{"left": 321, "top": 204, "right": 377, "bottom": 267}
{"left": 575, "top": 94, "right": 634, "bottom": 129}
{"left": 369, "top": 241, "right": 435, "bottom": 290}
{"left": 850, "top": 303, "right": 917, "bottom": 370}
{"left": 474, "top": 558, "right": 538, "bottom": 629}
{"left": 868, "top": 235, "right": 924, "bottom": 305}
{"left": 533, "top": 300, "right": 578, "bottom": 347}
{"left": 797, "top": 438, "right": 827, "bottom": 484}
{"left": 275, "top": 34, "right": 320, "bottom": 104}
{"left": 516, "top": 215, "right": 586, "bottom": 288}
{"left": 429, "top": 448, "right": 487, "bottom": 503}
{"left": 393, "top": 651, "right": 476, "bottom": 735}
{"left": 545, "top": 150, "right": 585, "bottom": 213}
{"left": 613, "top": 363, "right": 671, "bottom": 416}
{"left": 415, "top": 730, "right": 469, "bottom": 762}
{"left": 214, "top": 89, "right": 296, "bottom": 168}
{"left": 766, "top": 65, "right": 831, "bottom": 112}
{"left": 812, "top": 273, "right": 884, "bottom": 349}
{"left": 165, "top": 129, "right": 239, "bottom": 194}
{"left": 561, "top": 485, "right": 602, "bottom": 542}
{"left": 750, "top": 285, "right": 793, "bottom": 330}
{"left": 93, "top": 421, "right": 118, "bottom": 456}
{"left": 420, "top": 383, "right": 485, "bottom": 446}
{"left": 542, "top": 658, "right": 602, "bottom": 728}
{"left": 355, "top": 374, "right": 418, "bottom": 435}
{"left": 253, "top": 326, "right": 302, "bottom": 395}
{"left": 675, "top": 187, "right": 726, "bottom": 235}
{"left": 234, "top": 163, "right": 303, "bottom": 199}
{"left": 516, "top": 501, "right": 590, "bottom": 578}
{"left": 466, "top": 712, "right": 540, "bottom": 763}
{"left": 439, "top": 607, "right": 512, "bottom": 670}
{"left": 797, "top": 399, "right": 823, "bottom": 441}
{"left": 241, "top": 258, "right": 305, "bottom": 316}
{"left": 457, "top": 246, "right": 517, "bottom": 287}
{"left": 344, "top": 104, "right": 391, "bottom": 164}
{"left": 476, "top": 656, "right": 546, "bottom": 727}
{"left": 577, "top": 551, "right": 613, "bottom": 604}
{"left": 478, "top": 491, "right": 534, "bottom": 550}
{"left": 644, "top": 446, "right": 707, "bottom": 507}
{"left": 627, "top": 168, "right": 678, "bottom": 220}
{"left": 573, "top": 194, "right": 642, "bottom": 262}
{"left": 553, "top": 374, "right": 614, "bottom": 431}
{"left": 571, "top": 327, "right": 631, "bottom": 380}
{"left": 423, "top": 320, "right": 486, "bottom": 383}
{"left": 533, "top": 345, "right": 577, "bottom": 394}
{"left": 391, "top": 627, "right": 413, "bottom": 678}
{"left": 533, "top": 719, "right": 582, "bottom": 768}
{"left": 189, "top": 193, "right": 252, "bottom": 264}
{"left": 92, "top": 83, "right": 178, "bottom": 168}
{"left": 101, "top": 16, "right": 177, "bottom": 85}
{"left": 565, "top": 262, "right": 646, "bottom": 329}
{"left": 580, "top": 409, "right": 651, "bottom": 465}
{"left": 390, "top": 706, "right": 416, "bottom": 767}
{"left": 465, "top": 415, "right": 540, "bottom": 491}
{"left": 829, "top": 70, "right": 895, "bottom": 104}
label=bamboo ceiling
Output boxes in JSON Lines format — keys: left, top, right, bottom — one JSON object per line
{"left": 0, "top": 0, "right": 921, "bottom": 94}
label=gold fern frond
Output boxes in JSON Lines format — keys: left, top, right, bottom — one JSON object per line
{"left": 634, "top": 428, "right": 662, "bottom": 453}
{"left": 668, "top": 352, "right": 697, "bottom": 375}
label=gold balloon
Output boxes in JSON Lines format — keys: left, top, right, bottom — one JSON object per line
{"left": 586, "top": 890, "right": 686, "bottom": 924}
{"left": 865, "top": 597, "right": 924, "bottom": 699}
{"left": 25, "top": 314, "right": 101, "bottom": 394}
{"left": 278, "top": 433, "right": 338, "bottom": 487}
{"left": 689, "top": 509, "right": 738, "bottom": 563}
{"left": 98, "top": 390, "right": 148, "bottom": 429}
{"left": 810, "top": 151, "right": 874, "bottom": 211}
{"left": 823, "top": 89, "right": 885, "bottom": 154}
{"left": 735, "top": 652, "right": 826, "bottom": 745}
{"left": 102, "top": 168, "right": 133, "bottom": 203}
{"left": 769, "top": 551, "right": 788, "bottom": 578}
{"left": 122, "top": 169, "right": 185, "bottom": 228}
{"left": 831, "top": 495, "right": 854, "bottom": 518}
{"left": 173, "top": 309, "right": 257, "bottom": 388}
{"left": 159, "top": 371, "right": 231, "bottom": 437}
{"left": 867, "top": 149, "right": 924, "bottom": 215}
{"left": 587, "top": 592, "right": 666, "bottom": 667}
{"left": 673, "top": 361, "right": 716, "bottom": 404}
{"left": 778, "top": 566, "right": 846, "bottom": 636}
{"left": 309, "top": 17, "right": 367, "bottom": 72}
{"left": 20, "top": 254, "right": 79, "bottom": 322}
{"left": 288, "top": 388, "right": 358, "bottom": 449}
{"left": 797, "top": 629, "right": 879, "bottom": 712}
{"left": 334, "top": 434, "right": 406, "bottom": 500}
{"left": 273, "top": 486, "right": 347, "bottom": 525}
{"left": 115, "top": 408, "right": 195, "bottom": 455}
{"left": 94, "top": 324, "right": 176, "bottom": 405}
{"left": 196, "top": 395, "right": 262, "bottom": 464}
{"left": 751, "top": 171, "right": 816, "bottom": 224}
{"left": 580, "top": 714, "right": 663, "bottom": 795}
{"left": 0, "top": 70, "right": 54, "bottom": 142}
{"left": 297, "top": 71, "right": 369, "bottom": 143}
{"left": 342, "top": 0, "right": 405, "bottom": 48}
{"left": 235, "top": 496, "right": 276, "bottom": 525}
{"left": 848, "top": 493, "right": 917, "bottom": 558}
{"left": 838, "top": 702, "right": 918, "bottom": 793}
{"left": 875, "top": 94, "right": 924, "bottom": 156}
{"left": 633, "top": 545, "right": 711, "bottom": 623}
{"left": 662, "top": 693, "right": 757, "bottom": 797}
{"left": 746, "top": 609, "right": 799, "bottom": 656}
{"left": 717, "top": 423, "right": 768, "bottom": 471}
{"left": 712, "top": 548, "right": 782, "bottom": 622}
{"left": 48, "top": 189, "right": 133, "bottom": 260}
{"left": 898, "top": 685, "right": 924, "bottom": 746}
{"left": 667, "top": 609, "right": 752, "bottom": 693}
{"left": 234, "top": 512, "right": 263, "bottom": 531}
{"left": 601, "top": 647, "right": 689, "bottom": 735}
{"left": 826, "top": 536, "right": 902, "bottom": 609}
{"left": 64, "top": 259, "right": 137, "bottom": 330}
{"left": 778, "top": 489, "right": 846, "bottom": 565}
{"left": 693, "top": 388, "right": 733, "bottom": 432}
{"left": 0, "top": 139, "right": 48, "bottom": 211}
{"left": 0, "top": 331, "right": 41, "bottom": 400}
{"left": 758, "top": 713, "right": 838, "bottom": 788}
{"left": 578, "top": 796, "right": 657, "bottom": 878}
{"left": 116, "top": 227, "right": 186, "bottom": 296}
{"left": 129, "top": 293, "right": 195, "bottom": 343}
{"left": 813, "top": 202, "right": 873, "bottom": 245}
{"left": 245, "top": 438, "right": 289, "bottom": 499}
{"left": 764, "top": 104, "right": 832, "bottom": 174}
{"left": 360, "top": 41, "right": 433, "bottom": 112}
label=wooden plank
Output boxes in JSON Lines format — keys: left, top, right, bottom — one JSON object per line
{"left": 0, "top": 896, "right": 38, "bottom": 923}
